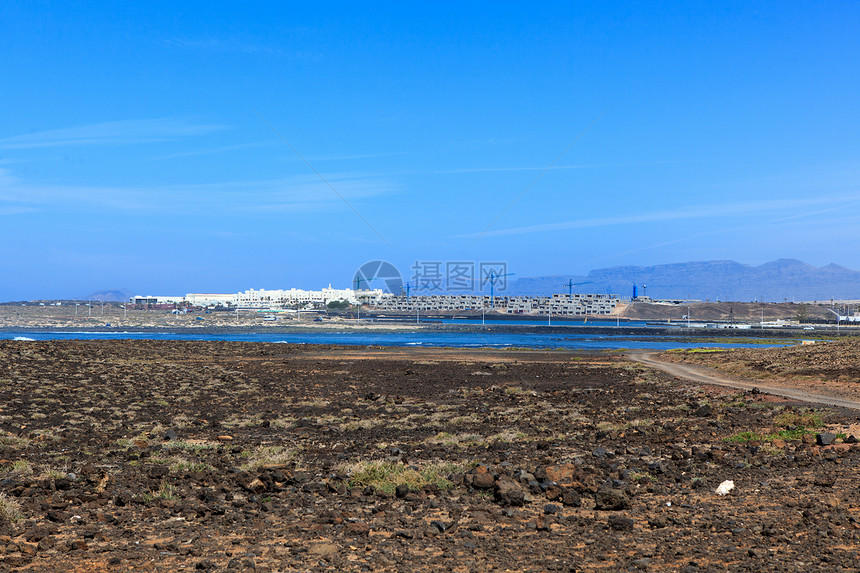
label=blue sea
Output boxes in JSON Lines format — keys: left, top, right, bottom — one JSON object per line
{"left": 0, "top": 329, "right": 792, "bottom": 351}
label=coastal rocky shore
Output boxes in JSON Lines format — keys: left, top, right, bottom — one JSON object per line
{"left": 0, "top": 340, "right": 858, "bottom": 571}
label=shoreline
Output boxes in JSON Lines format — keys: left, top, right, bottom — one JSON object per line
{"left": 0, "top": 323, "right": 823, "bottom": 338}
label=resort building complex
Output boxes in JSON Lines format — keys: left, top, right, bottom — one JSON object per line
{"left": 132, "top": 288, "right": 619, "bottom": 316}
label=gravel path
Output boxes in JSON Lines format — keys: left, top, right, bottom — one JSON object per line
{"left": 628, "top": 351, "right": 860, "bottom": 411}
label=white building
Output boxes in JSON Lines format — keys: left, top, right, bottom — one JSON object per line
{"left": 234, "top": 285, "right": 362, "bottom": 308}
{"left": 133, "top": 285, "right": 390, "bottom": 310}
{"left": 230, "top": 285, "right": 390, "bottom": 309}
{"left": 130, "top": 295, "right": 185, "bottom": 305}
{"left": 184, "top": 293, "right": 236, "bottom": 307}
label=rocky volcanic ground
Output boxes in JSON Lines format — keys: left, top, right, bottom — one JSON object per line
{"left": 0, "top": 340, "right": 859, "bottom": 572}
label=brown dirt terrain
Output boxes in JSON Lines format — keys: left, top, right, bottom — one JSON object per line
{"left": 0, "top": 340, "right": 859, "bottom": 572}
{"left": 620, "top": 301, "right": 835, "bottom": 322}
{"left": 662, "top": 338, "right": 860, "bottom": 403}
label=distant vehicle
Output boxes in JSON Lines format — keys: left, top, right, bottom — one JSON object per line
{"left": 803, "top": 326, "right": 814, "bottom": 330}
{"left": 314, "top": 317, "right": 324, "bottom": 322}
{"left": 195, "top": 317, "right": 204, "bottom": 321}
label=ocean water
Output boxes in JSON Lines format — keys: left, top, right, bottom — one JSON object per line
{"left": 438, "top": 318, "right": 652, "bottom": 327}
{"left": 0, "top": 330, "right": 791, "bottom": 351}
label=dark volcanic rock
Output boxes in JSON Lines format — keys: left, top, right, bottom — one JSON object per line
{"left": 595, "top": 487, "right": 631, "bottom": 510}
{"left": 395, "top": 484, "right": 410, "bottom": 499}
{"left": 608, "top": 515, "right": 634, "bottom": 531}
{"left": 470, "top": 471, "right": 495, "bottom": 490}
{"left": 2, "top": 338, "right": 860, "bottom": 572}
{"left": 561, "top": 488, "right": 581, "bottom": 507}
{"left": 494, "top": 476, "right": 525, "bottom": 506}
{"left": 695, "top": 404, "right": 714, "bottom": 417}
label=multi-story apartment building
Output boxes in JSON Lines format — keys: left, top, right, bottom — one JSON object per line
{"left": 370, "top": 293, "right": 619, "bottom": 316}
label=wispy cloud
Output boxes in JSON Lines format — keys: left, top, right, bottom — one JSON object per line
{"left": 436, "top": 164, "right": 590, "bottom": 175}
{"left": 435, "top": 159, "right": 696, "bottom": 175}
{"left": 0, "top": 118, "right": 227, "bottom": 150}
{"left": 146, "top": 146, "right": 406, "bottom": 164}
{"left": 0, "top": 167, "right": 394, "bottom": 214}
{"left": 579, "top": 198, "right": 860, "bottom": 267}
{"left": 458, "top": 196, "right": 860, "bottom": 238}
{"left": 0, "top": 206, "right": 36, "bottom": 216}
{"left": 145, "top": 141, "right": 273, "bottom": 161}
{"left": 309, "top": 151, "right": 408, "bottom": 162}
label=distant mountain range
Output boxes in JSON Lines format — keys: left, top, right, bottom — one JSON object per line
{"left": 508, "top": 259, "right": 860, "bottom": 302}
{"left": 83, "top": 259, "right": 859, "bottom": 304}
{"left": 84, "top": 289, "right": 135, "bottom": 302}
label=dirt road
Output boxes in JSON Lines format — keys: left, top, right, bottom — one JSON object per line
{"left": 628, "top": 351, "right": 860, "bottom": 410}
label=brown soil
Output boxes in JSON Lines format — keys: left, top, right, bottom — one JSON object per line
{"left": 621, "top": 301, "right": 834, "bottom": 322}
{"left": 628, "top": 351, "right": 860, "bottom": 411}
{"left": 662, "top": 338, "right": 860, "bottom": 403}
{"left": 1, "top": 340, "right": 859, "bottom": 571}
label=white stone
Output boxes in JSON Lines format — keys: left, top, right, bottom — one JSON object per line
{"left": 715, "top": 480, "right": 735, "bottom": 496}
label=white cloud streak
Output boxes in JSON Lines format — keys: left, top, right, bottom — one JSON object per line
{"left": 0, "top": 168, "right": 395, "bottom": 214}
{"left": 145, "top": 141, "right": 274, "bottom": 161}
{"left": 579, "top": 198, "right": 860, "bottom": 267}
{"left": 0, "top": 118, "right": 227, "bottom": 150}
{"left": 436, "top": 164, "right": 590, "bottom": 175}
{"left": 435, "top": 159, "right": 692, "bottom": 175}
{"left": 459, "top": 196, "right": 860, "bottom": 238}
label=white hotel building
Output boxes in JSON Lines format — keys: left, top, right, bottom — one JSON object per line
{"left": 134, "top": 286, "right": 388, "bottom": 309}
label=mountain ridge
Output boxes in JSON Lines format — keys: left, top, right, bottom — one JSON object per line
{"left": 508, "top": 259, "right": 860, "bottom": 301}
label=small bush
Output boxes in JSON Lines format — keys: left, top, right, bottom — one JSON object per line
{"left": 38, "top": 467, "right": 68, "bottom": 480}
{"left": 725, "top": 431, "right": 765, "bottom": 444}
{"left": 774, "top": 410, "right": 824, "bottom": 429}
{"left": 142, "top": 483, "right": 178, "bottom": 503}
{"left": 240, "top": 446, "right": 296, "bottom": 472}
{"left": 424, "top": 432, "right": 483, "bottom": 447}
{"left": 0, "top": 493, "right": 22, "bottom": 523}
{"left": 0, "top": 431, "right": 28, "bottom": 447}
{"left": 2, "top": 460, "right": 34, "bottom": 476}
{"left": 162, "top": 440, "right": 218, "bottom": 452}
{"left": 339, "top": 460, "right": 464, "bottom": 495}
{"left": 169, "top": 457, "right": 212, "bottom": 474}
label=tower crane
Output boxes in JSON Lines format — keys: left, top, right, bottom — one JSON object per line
{"left": 562, "top": 279, "right": 593, "bottom": 300}
{"left": 485, "top": 271, "right": 515, "bottom": 308}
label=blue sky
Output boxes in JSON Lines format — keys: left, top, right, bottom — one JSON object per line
{"left": 1, "top": 1, "right": 858, "bottom": 300}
